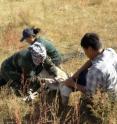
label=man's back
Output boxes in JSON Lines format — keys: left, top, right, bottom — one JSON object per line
{"left": 87, "top": 48, "right": 117, "bottom": 94}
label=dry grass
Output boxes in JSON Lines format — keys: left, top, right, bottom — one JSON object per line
{"left": 1, "top": 0, "right": 117, "bottom": 53}
{"left": 0, "top": 0, "right": 117, "bottom": 123}
{"left": 0, "top": 88, "right": 82, "bottom": 124}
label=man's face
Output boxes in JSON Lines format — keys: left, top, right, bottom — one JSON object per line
{"left": 83, "top": 47, "right": 94, "bottom": 59}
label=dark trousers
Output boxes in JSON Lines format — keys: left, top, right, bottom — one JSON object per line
{"left": 0, "top": 76, "right": 7, "bottom": 87}
{"left": 75, "top": 69, "right": 103, "bottom": 123}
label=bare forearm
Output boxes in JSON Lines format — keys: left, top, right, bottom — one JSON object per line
{"left": 76, "top": 83, "right": 86, "bottom": 93}
{"left": 64, "top": 77, "right": 86, "bottom": 93}
{"left": 72, "top": 60, "right": 91, "bottom": 78}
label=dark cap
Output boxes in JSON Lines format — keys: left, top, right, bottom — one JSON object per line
{"left": 20, "top": 28, "right": 35, "bottom": 42}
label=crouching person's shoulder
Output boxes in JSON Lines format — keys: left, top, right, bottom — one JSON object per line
{"left": 18, "top": 49, "right": 30, "bottom": 57}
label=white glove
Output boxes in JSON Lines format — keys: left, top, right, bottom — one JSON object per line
{"left": 44, "top": 78, "right": 59, "bottom": 91}
{"left": 23, "top": 89, "right": 39, "bottom": 102}
{"left": 55, "top": 76, "right": 65, "bottom": 82}
{"left": 44, "top": 78, "right": 56, "bottom": 84}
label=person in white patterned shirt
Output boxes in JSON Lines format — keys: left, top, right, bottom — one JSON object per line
{"left": 64, "top": 32, "right": 117, "bottom": 99}
{"left": 63, "top": 32, "right": 117, "bottom": 123}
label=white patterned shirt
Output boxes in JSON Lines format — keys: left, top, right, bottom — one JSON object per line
{"left": 86, "top": 48, "right": 117, "bottom": 96}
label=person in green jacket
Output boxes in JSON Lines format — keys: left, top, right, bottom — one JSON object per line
{"left": 20, "top": 27, "right": 62, "bottom": 66}
{"left": 0, "top": 42, "right": 57, "bottom": 95}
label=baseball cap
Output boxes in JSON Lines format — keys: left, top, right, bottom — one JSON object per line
{"left": 20, "top": 28, "right": 35, "bottom": 42}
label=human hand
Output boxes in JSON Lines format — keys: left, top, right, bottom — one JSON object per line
{"left": 55, "top": 76, "right": 66, "bottom": 82}
{"left": 43, "top": 78, "right": 59, "bottom": 91}
{"left": 23, "top": 89, "right": 39, "bottom": 102}
{"left": 44, "top": 78, "right": 56, "bottom": 84}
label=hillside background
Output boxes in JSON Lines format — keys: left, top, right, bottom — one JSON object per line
{"left": 0, "top": 0, "right": 117, "bottom": 72}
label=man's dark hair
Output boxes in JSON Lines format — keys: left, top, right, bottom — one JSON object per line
{"left": 80, "top": 33, "right": 102, "bottom": 50}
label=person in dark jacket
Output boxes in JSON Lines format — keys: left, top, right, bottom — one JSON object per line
{"left": 20, "top": 27, "right": 62, "bottom": 66}
{"left": 0, "top": 42, "right": 57, "bottom": 95}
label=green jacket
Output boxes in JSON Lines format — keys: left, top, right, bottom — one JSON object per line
{"left": 0, "top": 49, "right": 57, "bottom": 82}
{"left": 35, "top": 36, "right": 61, "bottom": 65}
